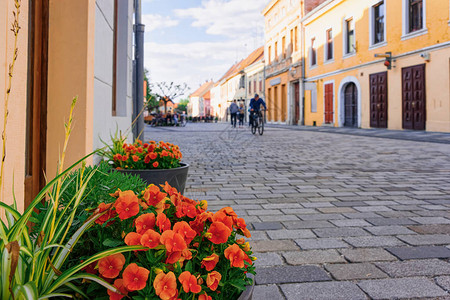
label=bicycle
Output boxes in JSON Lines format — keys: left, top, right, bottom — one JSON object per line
{"left": 250, "top": 110, "right": 264, "bottom": 135}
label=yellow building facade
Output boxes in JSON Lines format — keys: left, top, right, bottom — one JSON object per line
{"left": 303, "top": 0, "right": 450, "bottom": 132}
{"left": 263, "top": 0, "right": 302, "bottom": 125}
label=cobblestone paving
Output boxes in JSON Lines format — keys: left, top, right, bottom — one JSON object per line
{"left": 145, "top": 123, "right": 450, "bottom": 300}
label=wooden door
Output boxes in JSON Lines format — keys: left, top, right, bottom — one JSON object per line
{"left": 324, "top": 83, "right": 333, "bottom": 124}
{"left": 344, "top": 83, "right": 357, "bottom": 127}
{"left": 402, "top": 64, "right": 426, "bottom": 130}
{"left": 25, "top": 0, "right": 49, "bottom": 208}
{"left": 281, "top": 84, "right": 286, "bottom": 122}
{"left": 294, "top": 82, "right": 299, "bottom": 125}
{"left": 370, "top": 72, "right": 388, "bottom": 128}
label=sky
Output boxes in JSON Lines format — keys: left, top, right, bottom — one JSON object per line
{"left": 142, "top": 0, "right": 268, "bottom": 101}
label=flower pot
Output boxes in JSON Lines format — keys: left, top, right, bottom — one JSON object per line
{"left": 238, "top": 274, "right": 254, "bottom": 300}
{"left": 117, "top": 163, "right": 189, "bottom": 194}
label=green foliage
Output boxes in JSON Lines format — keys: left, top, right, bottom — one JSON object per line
{"left": 176, "top": 98, "right": 189, "bottom": 113}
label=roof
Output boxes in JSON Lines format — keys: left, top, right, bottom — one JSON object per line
{"left": 190, "top": 81, "right": 214, "bottom": 98}
{"left": 204, "top": 91, "right": 211, "bottom": 100}
{"left": 219, "top": 46, "right": 264, "bottom": 83}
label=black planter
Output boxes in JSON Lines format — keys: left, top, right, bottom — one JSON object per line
{"left": 238, "top": 274, "right": 254, "bottom": 300}
{"left": 117, "top": 163, "right": 189, "bottom": 194}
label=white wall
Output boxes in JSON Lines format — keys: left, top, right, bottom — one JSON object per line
{"left": 93, "top": 0, "right": 134, "bottom": 163}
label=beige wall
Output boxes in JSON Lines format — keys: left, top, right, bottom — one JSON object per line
{"left": 0, "top": 0, "right": 29, "bottom": 212}
{"left": 46, "top": 0, "right": 95, "bottom": 178}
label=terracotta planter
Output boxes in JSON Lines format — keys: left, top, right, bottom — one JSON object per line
{"left": 117, "top": 163, "right": 189, "bottom": 194}
{"left": 237, "top": 274, "right": 254, "bottom": 300}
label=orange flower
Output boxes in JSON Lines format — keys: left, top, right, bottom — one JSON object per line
{"left": 181, "top": 248, "right": 192, "bottom": 261}
{"left": 149, "top": 152, "right": 158, "bottom": 160}
{"left": 132, "top": 155, "right": 139, "bottom": 162}
{"left": 212, "top": 211, "right": 233, "bottom": 230}
{"left": 207, "top": 222, "right": 231, "bottom": 244}
{"left": 160, "top": 230, "right": 187, "bottom": 252}
{"left": 201, "top": 253, "right": 219, "bottom": 271}
{"left": 107, "top": 279, "right": 128, "bottom": 300}
{"left": 135, "top": 213, "right": 156, "bottom": 234}
{"left": 162, "top": 181, "right": 179, "bottom": 196}
{"left": 154, "top": 271, "right": 177, "bottom": 300}
{"left": 143, "top": 185, "right": 167, "bottom": 207}
{"left": 144, "top": 154, "right": 151, "bottom": 164}
{"left": 140, "top": 229, "right": 161, "bottom": 249}
{"left": 224, "top": 244, "right": 246, "bottom": 268}
{"left": 199, "top": 293, "right": 212, "bottom": 300}
{"left": 98, "top": 254, "right": 126, "bottom": 279}
{"left": 124, "top": 232, "right": 142, "bottom": 246}
{"left": 122, "top": 263, "right": 150, "bottom": 291}
{"left": 156, "top": 213, "right": 171, "bottom": 232}
{"left": 114, "top": 190, "right": 140, "bottom": 220}
{"left": 206, "top": 271, "right": 222, "bottom": 291}
{"left": 166, "top": 251, "right": 182, "bottom": 264}
{"left": 137, "top": 147, "right": 143, "bottom": 153}
{"left": 95, "top": 202, "right": 116, "bottom": 225}
{"left": 190, "top": 212, "right": 213, "bottom": 234}
{"left": 153, "top": 161, "right": 159, "bottom": 168}
{"left": 179, "top": 271, "right": 202, "bottom": 294}
{"left": 235, "top": 218, "right": 251, "bottom": 238}
{"left": 173, "top": 221, "right": 197, "bottom": 244}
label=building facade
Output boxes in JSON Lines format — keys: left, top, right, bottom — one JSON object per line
{"left": 263, "top": 0, "right": 303, "bottom": 125}
{"left": 188, "top": 81, "right": 214, "bottom": 117}
{"left": 0, "top": 0, "right": 138, "bottom": 211}
{"left": 303, "top": 0, "right": 450, "bottom": 132}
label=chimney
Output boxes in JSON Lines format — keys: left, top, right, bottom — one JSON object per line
{"left": 304, "top": 0, "right": 328, "bottom": 14}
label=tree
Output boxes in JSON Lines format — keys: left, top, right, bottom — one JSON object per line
{"left": 176, "top": 98, "right": 189, "bottom": 114}
{"left": 144, "top": 69, "right": 159, "bottom": 112}
{"left": 152, "top": 82, "right": 189, "bottom": 113}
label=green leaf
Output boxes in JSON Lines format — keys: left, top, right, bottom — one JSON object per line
{"left": 102, "top": 238, "right": 124, "bottom": 248}
{"left": 13, "top": 282, "right": 38, "bottom": 300}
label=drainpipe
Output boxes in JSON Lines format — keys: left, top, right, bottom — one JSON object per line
{"left": 299, "top": 1, "right": 306, "bottom": 126}
{"left": 133, "top": 0, "right": 145, "bottom": 140}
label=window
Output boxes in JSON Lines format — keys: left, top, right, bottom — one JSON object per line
{"left": 275, "top": 41, "right": 278, "bottom": 60}
{"left": 325, "top": 29, "right": 333, "bottom": 61}
{"left": 311, "top": 38, "right": 317, "bottom": 66}
{"left": 259, "top": 78, "right": 262, "bottom": 91}
{"left": 290, "top": 29, "right": 294, "bottom": 54}
{"left": 282, "top": 36, "right": 286, "bottom": 59}
{"left": 409, "top": 0, "right": 423, "bottom": 32}
{"left": 345, "top": 18, "right": 355, "bottom": 54}
{"left": 253, "top": 79, "right": 256, "bottom": 93}
{"left": 249, "top": 80, "right": 252, "bottom": 94}
{"left": 239, "top": 75, "right": 245, "bottom": 89}
{"left": 268, "top": 45, "right": 272, "bottom": 64}
{"left": 294, "top": 26, "right": 298, "bottom": 51}
{"left": 373, "top": 2, "right": 385, "bottom": 44}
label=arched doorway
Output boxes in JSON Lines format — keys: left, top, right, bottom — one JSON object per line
{"left": 344, "top": 83, "right": 358, "bottom": 127}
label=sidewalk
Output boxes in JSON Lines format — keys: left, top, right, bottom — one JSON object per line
{"left": 266, "top": 124, "right": 450, "bottom": 144}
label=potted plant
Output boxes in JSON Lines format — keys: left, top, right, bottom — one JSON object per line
{"left": 102, "top": 137, "right": 189, "bottom": 194}
{"left": 77, "top": 182, "right": 255, "bottom": 300}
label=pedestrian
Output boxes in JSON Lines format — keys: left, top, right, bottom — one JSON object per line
{"left": 173, "top": 113, "right": 178, "bottom": 126}
{"left": 229, "top": 100, "right": 239, "bottom": 128}
{"left": 238, "top": 103, "right": 245, "bottom": 128}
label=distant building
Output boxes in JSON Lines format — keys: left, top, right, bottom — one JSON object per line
{"left": 263, "top": 0, "right": 302, "bottom": 125}
{"left": 188, "top": 81, "right": 214, "bottom": 117}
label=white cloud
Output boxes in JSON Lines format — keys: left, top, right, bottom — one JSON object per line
{"left": 145, "top": 39, "right": 253, "bottom": 98}
{"left": 142, "top": 14, "right": 179, "bottom": 32}
{"left": 174, "top": 0, "right": 266, "bottom": 40}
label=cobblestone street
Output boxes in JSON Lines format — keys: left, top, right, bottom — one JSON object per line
{"left": 145, "top": 123, "right": 450, "bottom": 300}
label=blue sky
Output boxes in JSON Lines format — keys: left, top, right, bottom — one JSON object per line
{"left": 142, "top": 0, "right": 267, "bottom": 100}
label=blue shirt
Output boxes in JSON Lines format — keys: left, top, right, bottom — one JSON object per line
{"left": 250, "top": 98, "right": 267, "bottom": 111}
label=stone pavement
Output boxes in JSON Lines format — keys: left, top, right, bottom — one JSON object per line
{"left": 145, "top": 123, "right": 450, "bottom": 300}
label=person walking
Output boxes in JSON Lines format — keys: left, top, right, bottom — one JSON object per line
{"left": 229, "top": 100, "right": 239, "bottom": 128}
{"left": 238, "top": 103, "right": 245, "bottom": 128}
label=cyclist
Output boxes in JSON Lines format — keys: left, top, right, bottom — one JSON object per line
{"left": 249, "top": 94, "right": 267, "bottom": 126}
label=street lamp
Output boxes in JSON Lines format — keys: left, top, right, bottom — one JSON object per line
{"left": 374, "top": 51, "right": 392, "bottom": 70}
